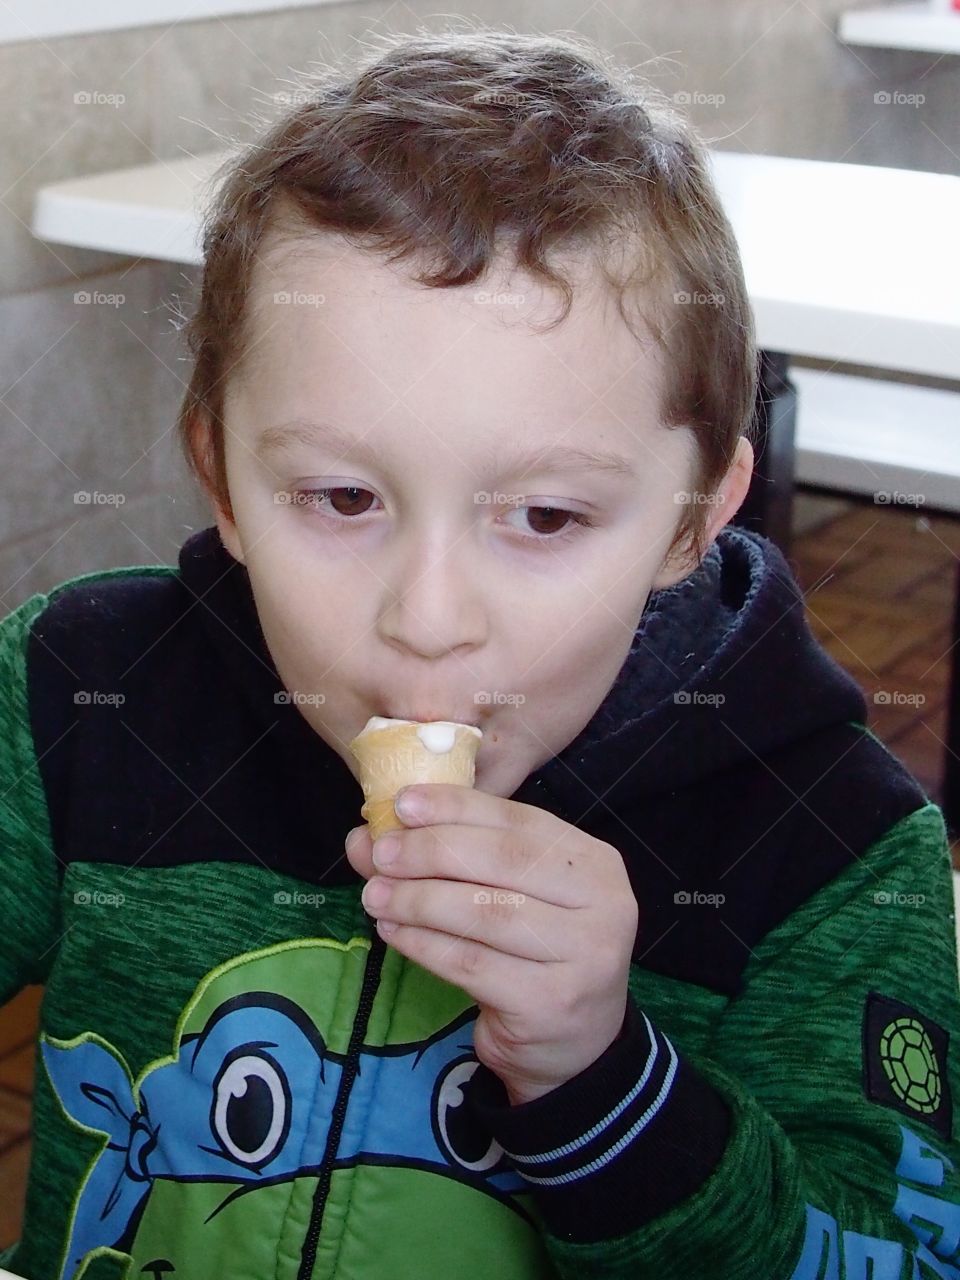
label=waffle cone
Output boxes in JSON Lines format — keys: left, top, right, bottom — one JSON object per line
{"left": 348, "top": 719, "right": 482, "bottom": 839}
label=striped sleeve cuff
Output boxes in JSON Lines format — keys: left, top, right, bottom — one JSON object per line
{"left": 465, "top": 994, "right": 732, "bottom": 1244}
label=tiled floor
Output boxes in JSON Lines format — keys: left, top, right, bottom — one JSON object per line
{"left": 0, "top": 493, "right": 958, "bottom": 1251}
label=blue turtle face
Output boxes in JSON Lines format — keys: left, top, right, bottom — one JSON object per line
{"left": 154, "top": 994, "right": 329, "bottom": 1182}
{"left": 42, "top": 985, "right": 524, "bottom": 1280}
{"left": 41, "top": 994, "right": 334, "bottom": 1278}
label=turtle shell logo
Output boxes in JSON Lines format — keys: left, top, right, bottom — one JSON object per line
{"left": 864, "top": 991, "right": 952, "bottom": 1140}
{"left": 879, "top": 1016, "right": 942, "bottom": 1114}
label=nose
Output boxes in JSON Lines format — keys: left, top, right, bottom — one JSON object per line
{"left": 379, "top": 532, "right": 486, "bottom": 660}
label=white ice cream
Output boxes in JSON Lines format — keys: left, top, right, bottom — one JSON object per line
{"left": 357, "top": 716, "right": 483, "bottom": 754}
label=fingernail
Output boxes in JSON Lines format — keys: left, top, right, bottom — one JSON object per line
{"left": 395, "top": 788, "right": 423, "bottom": 820}
{"left": 363, "top": 878, "right": 392, "bottom": 910}
{"left": 373, "top": 835, "right": 399, "bottom": 868}
{"left": 345, "top": 825, "right": 365, "bottom": 851}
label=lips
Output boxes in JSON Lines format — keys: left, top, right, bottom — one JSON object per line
{"left": 383, "top": 707, "right": 482, "bottom": 728}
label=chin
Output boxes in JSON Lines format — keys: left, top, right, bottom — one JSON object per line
{"left": 473, "top": 752, "right": 526, "bottom": 800}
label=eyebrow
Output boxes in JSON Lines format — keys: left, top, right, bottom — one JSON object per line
{"left": 255, "top": 418, "right": 639, "bottom": 480}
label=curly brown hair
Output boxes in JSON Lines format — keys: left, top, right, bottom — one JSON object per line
{"left": 176, "top": 26, "right": 758, "bottom": 564}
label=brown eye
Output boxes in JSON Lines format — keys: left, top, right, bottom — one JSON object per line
{"left": 298, "top": 487, "right": 377, "bottom": 517}
{"left": 523, "top": 506, "right": 572, "bottom": 536}
{"left": 327, "top": 487, "right": 375, "bottom": 516}
{"left": 502, "top": 505, "right": 594, "bottom": 541}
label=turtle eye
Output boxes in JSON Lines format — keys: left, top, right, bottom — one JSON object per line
{"left": 434, "top": 1057, "right": 507, "bottom": 1174}
{"left": 212, "top": 1050, "right": 290, "bottom": 1167}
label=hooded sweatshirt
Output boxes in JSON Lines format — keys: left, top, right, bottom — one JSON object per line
{"left": 0, "top": 522, "right": 958, "bottom": 1280}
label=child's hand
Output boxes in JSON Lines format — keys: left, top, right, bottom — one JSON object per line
{"left": 345, "top": 783, "right": 638, "bottom": 1107}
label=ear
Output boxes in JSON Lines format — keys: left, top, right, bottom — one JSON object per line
{"left": 185, "top": 407, "right": 246, "bottom": 566}
{"left": 651, "top": 435, "right": 754, "bottom": 591}
{"left": 213, "top": 505, "right": 246, "bottom": 567}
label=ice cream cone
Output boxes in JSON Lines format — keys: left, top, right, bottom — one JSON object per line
{"left": 348, "top": 717, "right": 483, "bottom": 839}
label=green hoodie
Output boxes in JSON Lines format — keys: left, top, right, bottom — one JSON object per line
{"left": 2, "top": 525, "right": 959, "bottom": 1279}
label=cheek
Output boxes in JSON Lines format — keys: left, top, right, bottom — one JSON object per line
{"left": 544, "top": 604, "right": 641, "bottom": 718}
{"left": 245, "top": 568, "right": 357, "bottom": 685}
{"left": 514, "top": 609, "right": 634, "bottom": 714}
{"left": 531, "top": 584, "right": 645, "bottom": 664}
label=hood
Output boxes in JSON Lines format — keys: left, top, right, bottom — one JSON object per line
{"left": 536, "top": 524, "right": 868, "bottom": 822}
{"left": 177, "top": 523, "right": 867, "bottom": 829}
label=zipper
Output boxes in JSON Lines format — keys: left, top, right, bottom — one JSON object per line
{"left": 296, "top": 926, "right": 387, "bottom": 1280}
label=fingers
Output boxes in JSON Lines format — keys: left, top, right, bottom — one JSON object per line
{"left": 344, "top": 823, "right": 374, "bottom": 877}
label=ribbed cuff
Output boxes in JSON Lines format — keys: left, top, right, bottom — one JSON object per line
{"left": 465, "top": 995, "right": 732, "bottom": 1243}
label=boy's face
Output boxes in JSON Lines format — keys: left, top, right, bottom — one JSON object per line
{"left": 210, "top": 230, "right": 750, "bottom": 801}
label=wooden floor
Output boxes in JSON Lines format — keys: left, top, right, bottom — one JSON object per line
{"left": 1, "top": 493, "right": 958, "bottom": 1251}
{"left": 791, "top": 496, "right": 958, "bottom": 835}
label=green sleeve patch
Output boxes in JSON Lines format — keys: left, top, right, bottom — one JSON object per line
{"left": 863, "top": 990, "right": 952, "bottom": 1141}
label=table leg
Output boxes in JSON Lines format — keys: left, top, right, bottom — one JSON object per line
{"left": 731, "top": 349, "right": 797, "bottom": 556}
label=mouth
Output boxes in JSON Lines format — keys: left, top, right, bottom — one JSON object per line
{"left": 381, "top": 708, "right": 483, "bottom": 728}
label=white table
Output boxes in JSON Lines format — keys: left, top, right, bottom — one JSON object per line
{"left": 31, "top": 147, "right": 960, "bottom": 380}
{"left": 838, "top": 2, "right": 960, "bottom": 54}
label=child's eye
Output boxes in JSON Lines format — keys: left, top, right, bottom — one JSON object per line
{"left": 297, "top": 486, "right": 376, "bottom": 518}
{"left": 293, "top": 487, "right": 596, "bottom": 544}
{"left": 501, "top": 504, "right": 596, "bottom": 542}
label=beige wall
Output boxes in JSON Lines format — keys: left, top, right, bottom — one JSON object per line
{"left": 1, "top": 0, "right": 955, "bottom": 608}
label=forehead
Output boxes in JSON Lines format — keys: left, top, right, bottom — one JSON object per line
{"left": 232, "top": 219, "right": 667, "bottom": 461}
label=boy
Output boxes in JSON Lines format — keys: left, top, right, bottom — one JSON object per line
{"left": 2, "top": 25, "right": 959, "bottom": 1280}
